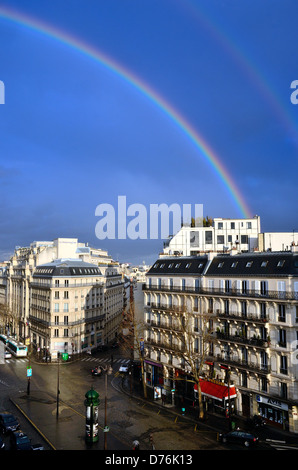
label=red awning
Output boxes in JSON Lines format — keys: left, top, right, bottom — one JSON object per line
{"left": 194, "top": 379, "right": 237, "bottom": 401}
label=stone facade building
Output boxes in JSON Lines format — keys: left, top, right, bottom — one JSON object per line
{"left": 143, "top": 246, "right": 298, "bottom": 433}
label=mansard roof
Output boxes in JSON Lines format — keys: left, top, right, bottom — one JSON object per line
{"left": 147, "top": 252, "right": 298, "bottom": 278}
{"left": 205, "top": 252, "right": 298, "bottom": 277}
{"left": 147, "top": 256, "right": 208, "bottom": 276}
{"left": 33, "top": 259, "right": 102, "bottom": 278}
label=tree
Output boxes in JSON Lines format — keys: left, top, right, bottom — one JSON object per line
{"left": 0, "top": 302, "right": 17, "bottom": 338}
{"left": 119, "top": 285, "right": 147, "bottom": 399}
{"left": 171, "top": 304, "right": 214, "bottom": 420}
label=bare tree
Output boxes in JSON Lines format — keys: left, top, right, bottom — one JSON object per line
{"left": 171, "top": 305, "right": 214, "bottom": 420}
{"left": 119, "top": 286, "right": 147, "bottom": 399}
{"left": 0, "top": 302, "right": 17, "bottom": 338}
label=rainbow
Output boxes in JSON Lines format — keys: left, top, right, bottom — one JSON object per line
{"left": 0, "top": 5, "right": 252, "bottom": 218}
{"left": 184, "top": 0, "right": 297, "bottom": 139}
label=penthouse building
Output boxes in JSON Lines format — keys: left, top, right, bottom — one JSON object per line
{"left": 143, "top": 246, "right": 298, "bottom": 433}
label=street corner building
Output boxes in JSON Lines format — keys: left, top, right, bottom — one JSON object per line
{"left": 143, "top": 235, "right": 298, "bottom": 433}
{"left": 0, "top": 238, "right": 125, "bottom": 358}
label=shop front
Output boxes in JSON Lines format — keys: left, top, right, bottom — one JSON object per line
{"left": 144, "top": 360, "right": 164, "bottom": 396}
{"left": 194, "top": 379, "right": 237, "bottom": 416}
{"left": 256, "top": 394, "right": 289, "bottom": 430}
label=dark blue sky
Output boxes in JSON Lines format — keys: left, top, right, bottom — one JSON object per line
{"left": 0, "top": 0, "right": 297, "bottom": 264}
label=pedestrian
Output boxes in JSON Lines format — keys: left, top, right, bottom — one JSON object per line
{"left": 132, "top": 440, "right": 140, "bottom": 450}
{"left": 149, "top": 434, "right": 155, "bottom": 450}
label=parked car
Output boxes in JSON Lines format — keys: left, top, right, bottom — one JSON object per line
{"left": 0, "top": 412, "right": 20, "bottom": 434}
{"left": 31, "top": 443, "right": 44, "bottom": 450}
{"left": 91, "top": 366, "right": 103, "bottom": 376}
{"left": 119, "top": 365, "right": 129, "bottom": 373}
{"left": 10, "top": 430, "right": 32, "bottom": 450}
{"left": 219, "top": 430, "right": 259, "bottom": 447}
{"left": 0, "top": 436, "right": 5, "bottom": 450}
{"left": 4, "top": 350, "right": 12, "bottom": 359}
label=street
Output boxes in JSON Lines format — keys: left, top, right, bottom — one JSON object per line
{"left": 0, "top": 350, "right": 222, "bottom": 451}
{"left": 1, "top": 350, "right": 298, "bottom": 452}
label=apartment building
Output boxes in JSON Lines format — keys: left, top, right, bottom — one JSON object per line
{"left": 162, "top": 215, "right": 296, "bottom": 257}
{"left": 0, "top": 238, "right": 124, "bottom": 353}
{"left": 143, "top": 246, "right": 298, "bottom": 433}
{"left": 162, "top": 216, "right": 261, "bottom": 256}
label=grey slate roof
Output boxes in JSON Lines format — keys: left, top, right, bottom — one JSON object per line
{"left": 206, "top": 252, "right": 298, "bottom": 277}
{"left": 33, "top": 259, "right": 102, "bottom": 278}
{"left": 147, "top": 252, "right": 298, "bottom": 278}
{"left": 147, "top": 256, "right": 208, "bottom": 276}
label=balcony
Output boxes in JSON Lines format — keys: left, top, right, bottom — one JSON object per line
{"left": 215, "top": 353, "right": 271, "bottom": 375}
{"left": 145, "top": 337, "right": 186, "bottom": 354}
{"left": 215, "top": 309, "right": 268, "bottom": 324}
{"left": 215, "top": 331, "right": 269, "bottom": 349}
{"left": 143, "top": 284, "right": 298, "bottom": 301}
{"left": 146, "top": 319, "right": 183, "bottom": 333}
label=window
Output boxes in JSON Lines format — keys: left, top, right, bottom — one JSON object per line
{"left": 63, "top": 303, "right": 69, "bottom": 313}
{"left": 247, "top": 222, "right": 252, "bottom": 229}
{"left": 54, "top": 315, "right": 59, "bottom": 325}
{"left": 65, "top": 280, "right": 69, "bottom": 287}
{"left": 64, "top": 316, "right": 69, "bottom": 325}
{"left": 278, "top": 304, "right": 286, "bottom": 322}
{"left": 218, "top": 222, "right": 223, "bottom": 229}
{"left": 277, "top": 260, "right": 285, "bottom": 267}
{"left": 280, "top": 355, "right": 288, "bottom": 375}
{"left": 205, "top": 231, "right": 212, "bottom": 244}
{"left": 231, "top": 222, "right": 235, "bottom": 229}
{"left": 225, "top": 280, "right": 231, "bottom": 293}
{"left": 55, "top": 280, "right": 59, "bottom": 287}
{"left": 241, "top": 235, "right": 248, "bottom": 244}
{"left": 261, "top": 261, "right": 268, "bottom": 267}
{"left": 241, "top": 301, "right": 247, "bottom": 317}
{"left": 246, "top": 261, "right": 253, "bottom": 268}
{"left": 218, "top": 262, "right": 224, "bottom": 268}
{"left": 54, "top": 329, "right": 59, "bottom": 337}
{"left": 64, "top": 329, "right": 69, "bottom": 337}
{"left": 54, "top": 303, "right": 59, "bottom": 312}
{"left": 260, "top": 281, "right": 268, "bottom": 295}
{"left": 280, "top": 382, "right": 287, "bottom": 399}
{"left": 279, "top": 329, "right": 286, "bottom": 348}
{"left": 64, "top": 291, "right": 69, "bottom": 299}
{"left": 217, "top": 235, "right": 224, "bottom": 244}
{"left": 231, "top": 261, "right": 238, "bottom": 268}
{"left": 242, "top": 280, "right": 248, "bottom": 293}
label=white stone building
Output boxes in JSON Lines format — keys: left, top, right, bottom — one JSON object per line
{"left": 0, "top": 238, "right": 124, "bottom": 353}
{"left": 143, "top": 246, "right": 298, "bottom": 433}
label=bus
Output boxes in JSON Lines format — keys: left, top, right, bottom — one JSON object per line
{"left": 0, "top": 334, "right": 8, "bottom": 345}
{"left": 6, "top": 338, "right": 27, "bottom": 357}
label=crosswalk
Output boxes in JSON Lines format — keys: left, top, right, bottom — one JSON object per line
{"left": 3, "top": 356, "right": 130, "bottom": 365}
{"left": 265, "top": 439, "right": 298, "bottom": 451}
{"left": 4, "top": 357, "right": 29, "bottom": 364}
{"left": 81, "top": 357, "right": 130, "bottom": 365}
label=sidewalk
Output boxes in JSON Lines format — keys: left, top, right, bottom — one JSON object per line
{"left": 9, "top": 375, "right": 298, "bottom": 451}
{"left": 10, "top": 391, "right": 88, "bottom": 450}
{"left": 120, "top": 378, "right": 298, "bottom": 445}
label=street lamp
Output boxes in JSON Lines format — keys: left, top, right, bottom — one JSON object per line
{"left": 104, "top": 365, "right": 112, "bottom": 450}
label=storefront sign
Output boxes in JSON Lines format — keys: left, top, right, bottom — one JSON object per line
{"left": 256, "top": 394, "right": 288, "bottom": 411}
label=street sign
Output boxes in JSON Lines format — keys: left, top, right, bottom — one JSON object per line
{"left": 103, "top": 426, "right": 109, "bottom": 433}
{"left": 27, "top": 368, "right": 32, "bottom": 377}
{"left": 61, "top": 353, "right": 69, "bottom": 361}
